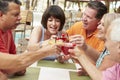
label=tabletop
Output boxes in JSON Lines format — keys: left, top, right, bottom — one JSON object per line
{"left": 37, "top": 60, "right": 76, "bottom": 70}
{"left": 9, "top": 60, "right": 90, "bottom": 80}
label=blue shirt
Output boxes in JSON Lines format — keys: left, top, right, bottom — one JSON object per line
{"left": 96, "top": 48, "right": 110, "bottom": 68}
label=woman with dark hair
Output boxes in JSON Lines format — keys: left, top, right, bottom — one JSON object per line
{"left": 28, "top": 5, "right": 67, "bottom": 60}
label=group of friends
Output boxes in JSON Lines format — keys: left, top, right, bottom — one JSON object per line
{"left": 0, "top": 0, "right": 120, "bottom": 80}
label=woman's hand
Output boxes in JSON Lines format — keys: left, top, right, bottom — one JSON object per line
{"left": 69, "top": 35, "right": 87, "bottom": 50}
{"left": 68, "top": 46, "right": 82, "bottom": 57}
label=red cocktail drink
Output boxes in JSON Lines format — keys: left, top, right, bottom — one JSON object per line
{"left": 61, "top": 43, "right": 76, "bottom": 55}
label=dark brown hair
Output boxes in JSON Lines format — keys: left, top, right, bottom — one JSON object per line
{"left": 0, "top": 0, "right": 21, "bottom": 14}
{"left": 41, "top": 5, "right": 65, "bottom": 31}
{"left": 87, "top": 1, "right": 107, "bottom": 19}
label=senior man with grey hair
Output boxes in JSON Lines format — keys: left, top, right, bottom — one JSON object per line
{"left": 0, "top": 0, "right": 61, "bottom": 79}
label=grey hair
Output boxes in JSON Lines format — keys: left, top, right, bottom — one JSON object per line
{"left": 110, "top": 18, "right": 120, "bottom": 41}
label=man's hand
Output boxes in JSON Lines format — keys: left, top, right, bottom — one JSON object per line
{"left": 14, "top": 69, "right": 26, "bottom": 76}
{"left": 0, "top": 71, "right": 7, "bottom": 80}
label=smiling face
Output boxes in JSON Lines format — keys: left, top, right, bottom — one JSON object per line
{"left": 82, "top": 7, "right": 100, "bottom": 32}
{"left": 1, "top": 2, "right": 21, "bottom": 31}
{"left": 97, "top": 13, "right": 120, "bottom": 41}
{"left": 41, "top": 5, "right": 65, "bottom": 34}
{"left": 46, "top": 16, "right": 61, "bottom": 35}
{"left": 97, "top": 18, "right": 105, "bottom": 40}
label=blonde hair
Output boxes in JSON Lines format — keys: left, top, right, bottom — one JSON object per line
{"left": 108, "top": 18, "right": 120, "bottom": 41}
{"left": 102, "top": 13, "right": 120, "bottom": 31}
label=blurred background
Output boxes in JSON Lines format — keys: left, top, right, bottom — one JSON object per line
{"left": 14, "top": 0, "right": 120, "bottom": 53}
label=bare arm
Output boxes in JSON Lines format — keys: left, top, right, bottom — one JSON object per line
{"left": 0, "top": 44, "right": 60, "bottom": 74}
{"left": 69, "top": 47, "right": 102, "bottom": 80}
{"left": 83, "top": 44, "right": 100, "bottom": 63}
{"left": 28, "top": 26, "right": 42, "bottom": 47}
{"left": 78, "top": 54, "right": 102, "bottom": 80}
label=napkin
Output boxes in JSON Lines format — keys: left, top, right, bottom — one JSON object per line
{"left": 38, "top": 67, "right": 70, "bottom": 80}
